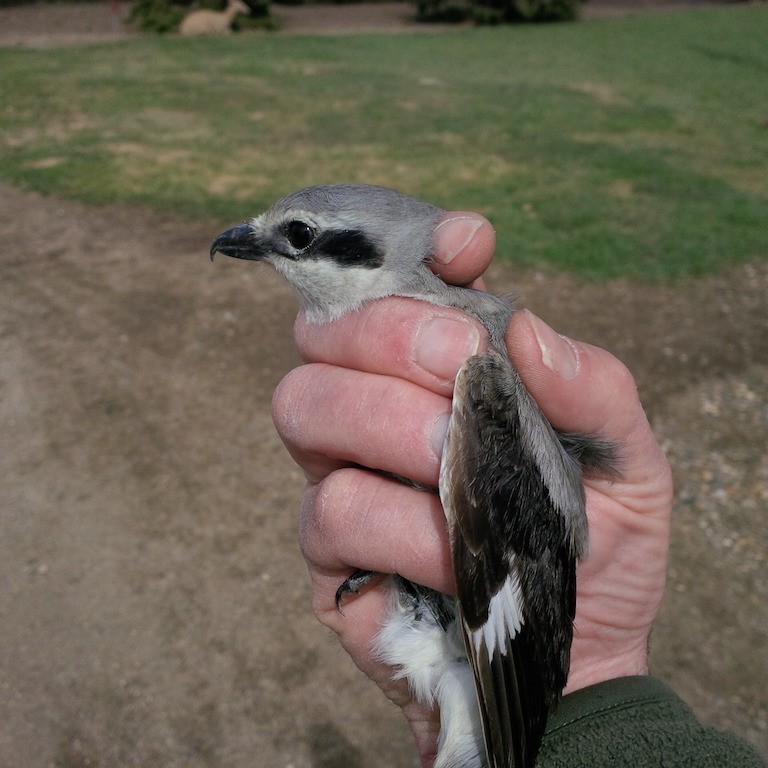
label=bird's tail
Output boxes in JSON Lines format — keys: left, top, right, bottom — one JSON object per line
{"left": 555, "top": 431, "right": 622, "bottom": 478}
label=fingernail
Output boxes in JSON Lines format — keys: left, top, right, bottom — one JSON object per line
{"left": 431, "top": 412, "right": 450, "bottom": 460}
{"left": 526, "top": 309, "right": 580, "bottom": 380}
{"left": 433, "top": 216, "right": 484, "bottom": 265}
{"left": 415, "top": 316, "right": 481, "bottom": 381}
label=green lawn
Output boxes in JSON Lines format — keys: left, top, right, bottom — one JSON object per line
{"left": 1, "top": 5, "right": 766, "bottom": 278}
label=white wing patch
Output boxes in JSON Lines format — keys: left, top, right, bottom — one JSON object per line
{"left": 470, "top": 570, "right": 524, "bottom": 657}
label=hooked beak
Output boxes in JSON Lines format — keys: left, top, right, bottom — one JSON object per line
{"left": 209, "top": 224, "right": 267, "bottom": 262}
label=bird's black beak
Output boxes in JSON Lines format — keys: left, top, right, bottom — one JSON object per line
{"left": 209, "top": 224, "right": 266, "bottom": 262}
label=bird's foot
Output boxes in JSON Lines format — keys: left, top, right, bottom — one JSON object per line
{"left": 335, "top": 569, "right": 379, "bottom": 613}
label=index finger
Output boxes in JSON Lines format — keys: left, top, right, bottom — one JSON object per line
{"left": 295, "top": 297, "right": 486, "bottom": 397}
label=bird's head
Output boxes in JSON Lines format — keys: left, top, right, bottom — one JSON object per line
{"left": 210, "top": 184, "right": 445, "bottom": 323}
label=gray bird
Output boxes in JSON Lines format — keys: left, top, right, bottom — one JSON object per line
{"left": 210, "top": 184, "right": 616, "bottom": 768}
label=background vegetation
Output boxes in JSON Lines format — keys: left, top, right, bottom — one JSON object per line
{"left": 128, "top": 0, "right": 581, "bottom": 32}
{"left": 415, "top": 0, "right": 580, "bottom": 25}
{"left": 129, "top": 0, "right": 273, "bottom": 34}
{"left": 0, "top": 5, "right": 766, "bottom": 279}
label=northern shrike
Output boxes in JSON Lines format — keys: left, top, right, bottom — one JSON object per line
{"left": 211, "top": 184, "right": 616, "bottom": 768}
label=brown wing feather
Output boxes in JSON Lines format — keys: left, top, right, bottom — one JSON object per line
{"left": 440, "top": 351, "right": 584, "bottom": 768}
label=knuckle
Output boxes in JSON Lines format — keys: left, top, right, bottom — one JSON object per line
{"left": 297, "top": 468, "right": 360, "bottom": 565}
{"left": 270, "top": 365, "right": 314, "bottom": 443}
{"left": 601, "top": 352, "right": 640, "bottom": 401}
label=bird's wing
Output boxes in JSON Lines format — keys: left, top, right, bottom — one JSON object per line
{"left": 439, "top": 351, "right": 584, "bottom": 768}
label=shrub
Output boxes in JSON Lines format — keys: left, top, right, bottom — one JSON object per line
{"left": 503, "top": 0, "right": 581, "bottom": 22}
{"left": 413, "top": 0, "right": 581, "bottom": 24}
{"left": 235, "top": 0, "right": 275, "bottom": 27}
{"left": 415, "top": 0, "right": 472, "bottom": 23}
{"left": 128, "top": 0, "right": 186, "bottom": 32}
{"left": 129, "top": 0, "right": 273, "bottom": 33}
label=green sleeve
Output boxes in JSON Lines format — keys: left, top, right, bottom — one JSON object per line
{"left": 537, "top": 676, "right": 766, "bottom": 768}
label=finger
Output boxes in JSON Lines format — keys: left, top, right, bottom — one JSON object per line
{"left": 431, "top": 212, "right": 496, "bottom": 287}
{"left": 506, "top": 309, "right": 639, "bottom": 437}
{"left": 299, "top": 468, "right": 455, "bottom": 602}
{"left": 294, "top": 297, "right": 485, "bottom": 397}
{"left": 507, "top": 310, "right": 672, "bottom": 503}
{"left": 303, "top": 541, "right": 443, "bottom": 762}
{"left": 272, "top": 363, "right": 450, "bottom": 486}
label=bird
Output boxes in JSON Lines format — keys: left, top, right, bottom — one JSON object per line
{"left": 210, "top": 184, "right": 617, "bottom": 768}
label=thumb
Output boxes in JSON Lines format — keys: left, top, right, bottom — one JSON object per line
{"left": 507, "top": 309, "right": 671, "bottom": 495}
{"left": 507, "top": 309, "right": 639, "bottom": 441}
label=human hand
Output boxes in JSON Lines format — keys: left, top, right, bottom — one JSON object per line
{"left": 271, "top": 213, "right": 673, "bottom": 766}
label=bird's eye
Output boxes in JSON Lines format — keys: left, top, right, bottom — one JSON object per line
{"left": 285, "top": 221, "right": 315, "bottom": 250}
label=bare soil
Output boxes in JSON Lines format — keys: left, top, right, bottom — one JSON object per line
{"left": 0, "top": 4, "right": 766, "bottom": 767}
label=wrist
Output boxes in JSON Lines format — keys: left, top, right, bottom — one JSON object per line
{"left": 564, "top": 642, "right": 650, "bottom": 696}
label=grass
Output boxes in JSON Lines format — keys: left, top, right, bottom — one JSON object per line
{"left": 1, "top": 5, "right": 767, "bottom": 279}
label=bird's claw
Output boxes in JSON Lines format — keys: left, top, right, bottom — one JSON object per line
{"left": 335, "top": 569, "right": 379, "bottom": 614}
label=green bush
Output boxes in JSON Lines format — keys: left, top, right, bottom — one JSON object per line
{"left": 235, "top": 0, "right": 274, "bottom": 25}
{"left": 129, "top": 0, "right": 272, "bottom": 33}
{"left": 414, "top": 0, "right": 471, "bottom": 23}
{"left": 504, "top": 0, "right": 581, "bottom": 21}
{"left": 414, "top": 0, "right": 581, "bottom": 24}
{"left": 128, "top": 0, "right": 186, "bottom": 32}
